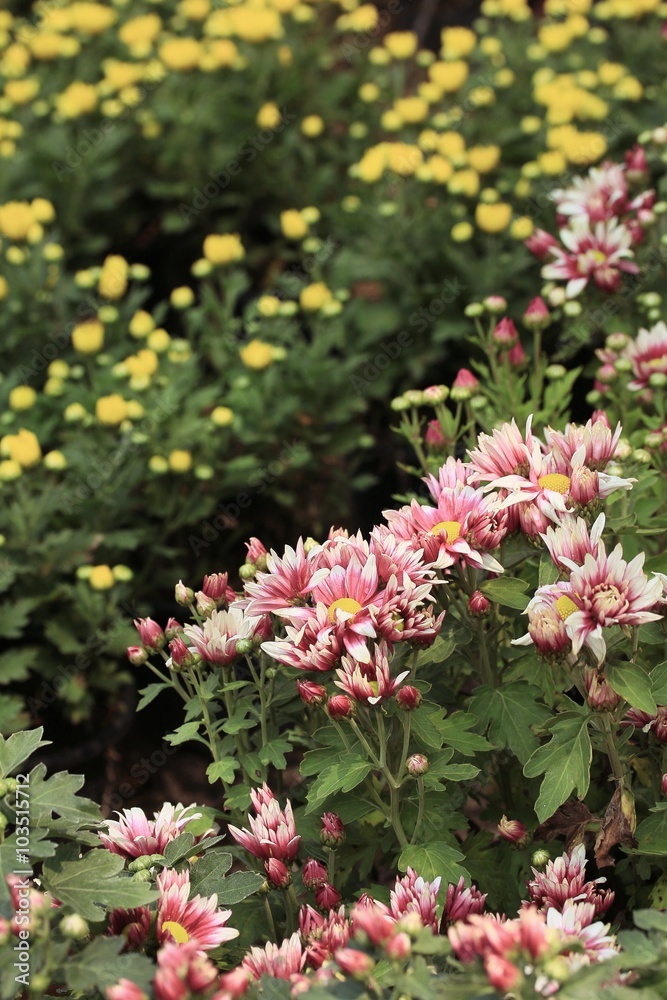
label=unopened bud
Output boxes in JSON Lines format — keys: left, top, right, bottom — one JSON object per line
{"left": 396, "top": 686, "right": 422, "bottom": 711}
{"left": 450, "top": 368, "right": 480, "bottom": 401}
{"left": 195, "top": 591, "right": 217, "bottom": 616}
{"left": 235, "top": 638, "right": 254, "bottom": 656}
{"left": 320, "top": 812, "right": 346, "bottom": 847}
{"left": 327, "top": 694, "right": 354, "bottom": 719}
{"left": 406, "top": 754, "right": 429, "bottom": 777}
{"left": 662, "top": 774, "right": 667, "bottom": 796}
{"left": 523, "top": 296, "right": 551, "bottom": 330}
{"left": 483, "top": 295, "right": 507, "bottom": 315}
{"left": 498, "top": 816, "right": 530, "bottom": 847}
{"left": 239, "top": 563, "right": 256, "bottom": 581}
{"left": 175, "top": 580, "right": 194, "bottom": 605}
{"left": 385, "top": 931, "right": 411, "bottom": 961}
{"left": 422, "top": 384, "right": 449, "bottom": 404}
{"left": 468, "top": 590, "right": 490, "bottom": 617}
{"left": 303, "top": 537, "right": 320, "bottom": 554}
{"left": 297, "top": 679, "right": 327, "bottom": 706}
{"left": 584, "top": 667, "right": 621, "bottom": 712}
{"left": 127, "top": 645, "right": 148, "bottom": 666}
{"left": 545, "top": 364, "right": 567, "bottom": 380}
{"left": 531, "top": 849, "right": 550, "bottom": 867}
{"left": 60, "top": 914, "right": 89, "bottom": 939}
{"left": 492, "top": 317, "right": 518, "bottom": 347}
{"left": 335, "top": 948, "right": 375, "bottom": 978}
{"left": 133, "top": 617, "right": 165, "bottom": 651}
{"left": 265, "top": 858, "right": 292, "bottom": 889}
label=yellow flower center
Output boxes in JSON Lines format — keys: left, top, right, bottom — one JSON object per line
{"left": 537, "top": 473, "right": 570, "bottom": 495}
{"left": 430, "top": 520, "right": 462, "bottom": 543}
{"left": 162, "top": 920, "right": 190, "bottom": 944}
{"left": 327, "top": 597, "right": 362, "bottom": 624}
{"left": 555, "top": 595, "right": 579, "bottom": 621}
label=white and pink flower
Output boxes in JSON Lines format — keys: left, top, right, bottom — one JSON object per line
{"left": 541, "top": 217, "right": 639, "bottom": 298}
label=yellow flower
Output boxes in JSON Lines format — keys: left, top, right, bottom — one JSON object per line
{"left": 159, "top": 38, "right": 202, "bottom": 71}
{"left": 427, "top": 155, "right": 454, "bottom": 184}
{"left": 3, "top": 429, "right": 41, "bottom": 467}
{"left": 170, "top": 286, "right": 195, "bottom": 309}
{"left": 381, "top": 110, "right": 403, "bottom": 132}
{"left": 0, "top": 460, "right": 22, "bottom": 481}
{"left": 467, "top": 145, "right": 500, "bottom": 173}
{"left": 428, "top": 60, "right": 469, "bottom": 93}
{"left": 211, "top": 405, "right": 234, "bottom": 426}
{"left": 9, "top": 385, "right": 37, "bottom": 410}
{"left": 227, "top": 7, "right": 282, "bottom": 42}
{"left": 301, "top": 115, "right": 324, "bottom": 137}
{"left": 440, "top": 27, "right": 476, "bottom": 58}
{"left": 451, "top": 221, "right": 473, "bottom": 242}
{"left": 538, "top": 150, "right": 567, "bottom": 175}
{"left": 436, "top": 132, "right": 466, "bottom": 158}
{"left": 240, "top": 339, "right": 275, "bottom": 369}
{"left": 149, "top": 455, "right": 169, "bottom": 473}
{"left": 44, "top": 450, "right": 68, "bottom": 470}
{"left": 538, "top": 22, "right": 573, "bottom": 51}
{"left": 89, "top": 564, "right": 115, "bottom": 590}
{"left": 129, "top": 310, "right": 155, "bottom": 338}
{"left": 55, "top": 82, "right": 98, "bottom": 119}
{"left": 510, "top": 216, "right": 535, "bottom": 239}
{"left": 480, "top": 37, "right": 502, "bottom": 55}
{"left": 4, "top": 78, "right": 39, "bottom": 105}
{"left": 31, "top": 198, "right": 55, "bottom": 223}
{"left": 0, "top": 276, "right": 8, "bottom": 300}
{"left": 178, "top": 0, "right": 211, "bottom": 19}
{"left": 256, "top": 102, "right": 282, "bottom": 129}
{"left": 475, "top": 202, "right": 512, "bottom": 233}
{"left": 385, "top": 143, "right": 422, "bottom": 176}
{"left": 383, "top": 31, "right": 418, "bottom": 59}
{"left": 258, "top": 295, "right": 281, "bottom": 317}
{"left": 613, "top": 77, "right": 643, "bottom": 101}
{"left": 0, "top": 201, "right": 34, "bottom": 241}
{"left": 393, "top": 97, "right": 428, "bottom": 124}
{"left": 28, "top": 33, "right": 66, "bottom": 61}
{"left": 98, "top": 254, "right": 129, "bottom": 299}
{"left": 48, "top": 360, "right": 69, "bottom": 379}
{"left": 119, "top": 14, "right": 162, "bottom": 49}
{"left": 148, "top": 329, "right": 171, "bottom": 352}
{"left": 358, "top": 82, "right": 380, "bottom": 103}
{"left": 336, "top": 5, "right": 378, "bottom": 32}
{"left": 126, "top": 349, "right": 159, "bottom": 378}
{"left": 64, "top": 403, "right": 87, "bottom": 422}
{"left": 68, "top": 2, "right": 117, "bottom": 35}
{"left": 168, "top": 449, "right": 193, "bottom": 472}
{"left": 356, "top": 147, "right": 386, "bottom": 183}
{"left": 203, "top": 233, "right": 245, "bottom": 265}
{"left": 597, "top": 61, "right": 626, "bottom": 85}
{"left": 96, "top": 394, "right": 128, "bottom": 425}
{"left": 72, "top": 319, "right": 104, "bottom": 354}
{"left": 448, "top": 169, "right": 480, "bottom": 197}
{"left": 299, "top": 282, "right": 333, "bottom": 312}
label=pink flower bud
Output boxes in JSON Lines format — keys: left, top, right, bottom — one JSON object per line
{"left": 450, "top": 368, "right": 480, "bottom": 401}
{"left": 351, "top": 901, "right": 396, "bottom": 944}
{"left": 315, "top": 882, "right": 341, "bottom": 910}
{"left": 591, "top": 409, "right": 612, "bottom": 429}
{"left": 569, "top": 465, "right": 599, "bottom": 506}
{"left": 396, "top": 686, "right": 422, "bottom": 711}
{"left": 596, "top": 363, "right": 618, "bottom": 385}
{"left": 424, "top": 420, "right": 447, "bottom": 452}
{"left": 175, "top": 580, "right": 194, "bottom": 605}
{"left": 507, "top": 341, "right": 527, "bottom": 369}
{"left": 497, "top": 816, "right": 530, "bottom": 846}
{"left": 127, "top": 645, "right": 148, "bottom": 666}
{"left": 246, "top": 536, "right": 268, "bottom": 565}
{"left": 525, "top": 229, "right": 559, "bottom": 259}
{"left": 164, "top": 617, "right": 181, "bottom": 641}
{"left": 485, "top": 955, "right": 522, "bottom": 992}
{"left": 334, "top": 948, "right": 375, "bottom": 978}
{"left": 133, "top": 617, "right": 165, "bottom": 651}
{"left": 406, "top": 754, "right": 429, "bottom": 777}
{"left": 194, "top": 591, "right": 217, "bottom": 617}
{"left": 468, "top": 591, "right": 490, "bottom": 617}
{"left": 625, "top": 144, "right": 649, "bottom": 184}
{"left": 265, "top": 858, "right": 292, "bottom": 889}
{"left": 168, "top": 635, "right": 195, "bottom": 669}
{"left": 297, "top": 680, "right": 327, "bottom": 706}
{"left": 303, "top": 858, "right": 328, "bottom": 889}
{"left": 483, "top": 295, "right": 507, "bottom": 315}
{"left": 327, "top": 694, "right": 354, "bottom": 720}
{"left": 585, "top": 667, "right": 621, "bottom": 712}
{"left": 492, "top": 317, "right": 518, "bottom": 347}
{"left": 384, "top": 932, "right": 411, "bottom": 961}
{"left": 218, "top": 968, "right": 251, "bottom": 998}
{"left": 422, "top": 385, "right": 449, "bottom": 404}
{"left": 202, "top": 572, "right": 230, "bottom": 601}
{"left": 320, "top": 813, "right": 345, "bottom": 847}
{"left": 523, "top": 296, "right": 551, "bottom": 330}
{"left": 662, "top": 774, "right": 667, "bottom": 796}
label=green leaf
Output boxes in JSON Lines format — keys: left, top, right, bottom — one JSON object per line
{"left": 0, "top": 598, "right": 39, "bottom": 639}
{"left": 44, "top": 619, "right": 84, "bottom": 655}
{"left": 188, "top": 851, "right": 233, "bottom": 896}
{"left": 0, "top": 648, "right": 38, "bottom": 686}
{"left": 633, "top": 909, "right": 667, "bottom": 933}
{"left": 0, "top": 728, "right": 49, "bottom": 777}
{"left": 523, "top": 714, "right": 592, "bottom": 823}
{"left": 481, "top": 577, "right": 530, "bottom": 611}
{"left": 259, "top": 739, "right": 292, "bottom": 770}
{"left": 650, "top": 662, "right": 667, "bottom": 705}
{"left": 606, "top": 663, "right": 657, "bottom": 715}
{"left": 27, "top": 764, "right": 101, "bottom": 826}
{"left": 164, "top": 832, "right": 196, "bottom": 866}
{"left": 538, "top": 552, "right": 560, "bottom": 588}
{"left": 416, "top": 633, "right": 457, "bottom": 668}
{"left": 66, "top": 937, "right": 155, "bottom": 993}
{"left": 216, "top": 870, "right": 265, "bottom": 904}
{"left": 42, "top": 849, "right": 158, "bottom": 920}
{"left": 207, "top": 758, "right": 240, "bottom": 785}
{"left": 635, "top": 805, "right": 667, "bottom": 856}
{"left": 470, "top": 682, "right": 552, "bottom": 764}
{"left": 398, "top": 842, "right": 468, "bottom": 884}
{"left": 439, "top": 712, "right": 492, "bottom": 757}
{"left": 411, "top": 705, "right": 447, "bottom": 750}
{"left": 137, "top": 682, "right": 170, "bottom": 711}
{"left": 305, "top": 756, "right": 372, "bottom": 814}
{"left": 165, "top": 721, "right": 202, "bottom": 746}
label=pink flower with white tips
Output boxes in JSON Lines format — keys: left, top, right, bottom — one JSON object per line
{"left": 153, "top": 941, "right": 219, "bottom": 1000}
{"left": 526, "top": 844, "right": 614, "bottom": 917}
{"left": 551, "top": 162, "right": 629, "bottom": 224}
{"left": 156, "top": 868, "right": 239, "bottom": 951}
{"left": 300, "top": 905, "right": 351, "bottom": 969}
{"left": 228, "top": 786, "right": 300, "bottom": 863}
{"left": 108, "top": 907, "right": 152, "bottom": 950}
{"left": 541, "top": 513, "right": 606, "bottom": 575}
{"left": 384, "top": 486, "right": 506, "bottom": 575}
{"left": 440, "top": 877, "right": 487, "bottom": 929}
{"left": 624, "top": 321, "right": 667, "bottom": 391}
{"left": 390, "top": 868, "right": 441, "bottom": 933}
{"left": 467, "top": 417, "right": 536, "bottom": 483}
{"left": 424, "top": 457, "right": 476, "bottom": 501}
{"left": 370, "top": 527, "right": 437, "bottom": 587}
{"left": 183, "top": 607, "right": 266, "bottom": 666}
{"left": 99, "top": 804, "right": 203, "bottom": 860}
{"left": 262, "top": 604, "right": 344, "bottom": 673}
{"left": 242, "top": 931, "right": 306, "bottom": 980}
{"left": 303, "top": 555, "right": 381, "bottom": 663}
{"left": 106, "top": 981, "right": 148, "bottom": 1000}
{"left": 525, "top": 229, "right": 559, "bottom": 258}
{"left": 541, "top": 217, "right": 639, "bottom": 298}
{"left": 512, "top": 584, "right": 573, "bottom": 659}
{"left": 335, "top": 641, "right": 409, "bottom": 705}
{"left": 544, "top": 419, "right": 623, "bottom": 472}
{"left": 242, "top": 540, "right": 329, "bottom": 616}
{"left": 546, "top": 900, "right": 618, "bottom": 962}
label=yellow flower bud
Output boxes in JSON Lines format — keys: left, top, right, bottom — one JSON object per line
{"left": 72, "top": 318, "right": 104, "bottom": 354}
{"left": 9, "top": 385, "right": 36, "bottom": 411}
{"left": 239, "top": 339, "right": 274, "bottom": 370}
{"left": 168, "top": 449, "right": 193, "bottom": 472}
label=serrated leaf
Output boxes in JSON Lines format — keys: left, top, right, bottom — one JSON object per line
{"left": 215, "top": 870, "right": 265, "bottom": 904}
{"left": 0, "top": 597, "right": 39, "bottom": 639}
{"left": 606, "top": 663, "right": 657, "bottom": 716}
{"left": 137, "top": 682, "right": 170, "bottom": 711}
{"left": 410, "top": 705, "right": 447, "bottom": 750}
{"left": 305, "top": 756, "right": 372, "bottom": 814}
{"left": 398, "top": 842, "right": 468, "bottom": 884}
{"left": 27, "top": 764, "right": 101, "bottom": 826}
{"left": 635, "top": 805, "right": 667, "bottom": 856}
{"left": 65, "top": 937, "right": 155, "bottom": 993}
{"left": 189, "top": 851, "right": 233, "bottom": 896}
{"left": 164, "top": 832, "right": 196, "bottom": 865}
{"left": 523, "top": 714, "right": 592, "bottom": 823}
{"left": 481, "top": 577, "right": 530, "bottom": 611}
{"left": 439, "top": 712, "right": 492, "bottom": 757}
{"left": 416, "top": 633, "right": 456, "bottom": 668}
{"left": 165, "top": 721, "right": 202, "bottom": 746}
{"left": 538, "top": 552, "right": 560, "bottom": 588}
{"left": 42, "top": 849, "right": 158, "bottom": 920}
{"left": 259, "top": 739, "right": 292, "bottom": 770}
{"left": 207, "top": 758, "right": 239, "bottom": 785}
{"left": 0, "top": 648, "right": 38, "bottom": 686}
{"left": 0, "top": 728, "right": 49, "bottom": 777}
{"left": 470, "top": 682, "right": 552, "bottom": 764}
{"left": 650, "top": 662, "right": 667, "bottom": 705}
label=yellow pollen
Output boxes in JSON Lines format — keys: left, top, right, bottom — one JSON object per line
{"left": 538, "top": 473, "right": 571, "bottom": 495}
{"left": 327, "top": 597, "right": 362, "bottom": 624}
{"left": 430, "top": 520, "right": 462, "bottom": 543}
{"left": 162, "top": 920, "right": 190, "bottom": 944}
{"left": 555, "top": 596, "right": 579, "bottom": 621}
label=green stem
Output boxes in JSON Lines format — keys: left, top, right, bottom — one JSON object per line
{"left": 349, "top": 719, "right": 383, "bottom": 772}
{"left": 284, "top": 883, "right": 300, "bottom": 935}
{"left": 326, "top": 848, "right": 336, "bottom": 885}
{"left": 263, "top": 895, "right": 277, "bottom": 942}
{"left": 398, "top": 713, "right": 412, "bottom": 779}
{"left": 599, "top": 712, "right": 624, "bottom": 785}
{"left": 389, "top": 783, "right": 409, "bottom": 848}
{"left": 411, "top": 776, "right": 425, "bottom": 844}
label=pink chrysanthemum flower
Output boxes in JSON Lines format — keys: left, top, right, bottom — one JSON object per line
{"left": 99, "top": 804, "right": 203, "bottom": 860}
{"left": 513, "top": 583, "right": 573, "bottom": 659}
{"left": 300, "top": 905, "right": 351, "bottom": 969}
{"left": 546, "top": 900, "right": 618, "bottom": 962}
{"left": 424, "top": 457, "right": 476, "bottom": 501}
{"left": 440, "top": 877, "right": 487, "bottom": 929}
{"left": 183, "top": 607, "right": 267, "bottom": 666}
{"left": 551, "top": 162, "right": 629, "bottom": 224}
{"left": 384, "top": 487, "right": 506, "bottom": 574}
{"left": 156, "top": 869, "right": 238, "bottom": 951}
{"left": 351, "top": 899, "right": 397, "bottom": 944}
{"left": 335, "top": 641, "right": 409, "bottom": 705}
{"left": 544, "top": 419, "right": 623, "bottom": 472}
{"left": 541, "top": 217, "right": 639, "bottom": 298}
{"left": 153, "top": 941, "right": 219, "bottom": 1000}
{"left": 242, "top": 931, "right": 306, "bottom": 980}
{"left": 313, "top": 530, "right": 370, "bottom": 572}
{"left": 526, "top": 845, "right": 614, "bottom": 917}
{"left": 541, "top": 513, "right": 606, "bottom": 575}
{"left": 228, "top": 786, "right": 300, "bottom": 863}
{"left": 107, "top": 980, "right": 148, "bottom": 1000}
{"left": 261, "top": 603, "right": 344, "bottom": 672}
{"left": 370, "top": 527, "right": 436, "bottom": 587}
{"left": 242, "top": 540, "right": 329, "bottom": 617}
{"left": 302, "top": 555, "right": 382, "bottom": 663}
{"left": 623, "top": 707, "right": 667, "bottom": 743}
{"left": 467, "top": 417, "right": 538, "bottom": 483}
{"left": 390, "top": 867, "right": 442, "bottom": 933}
{"left": 107, "top": 906, "right": 152, "bottom": 950}
{"left": 624, "top": 321, "right": 667, "bottom": 391}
